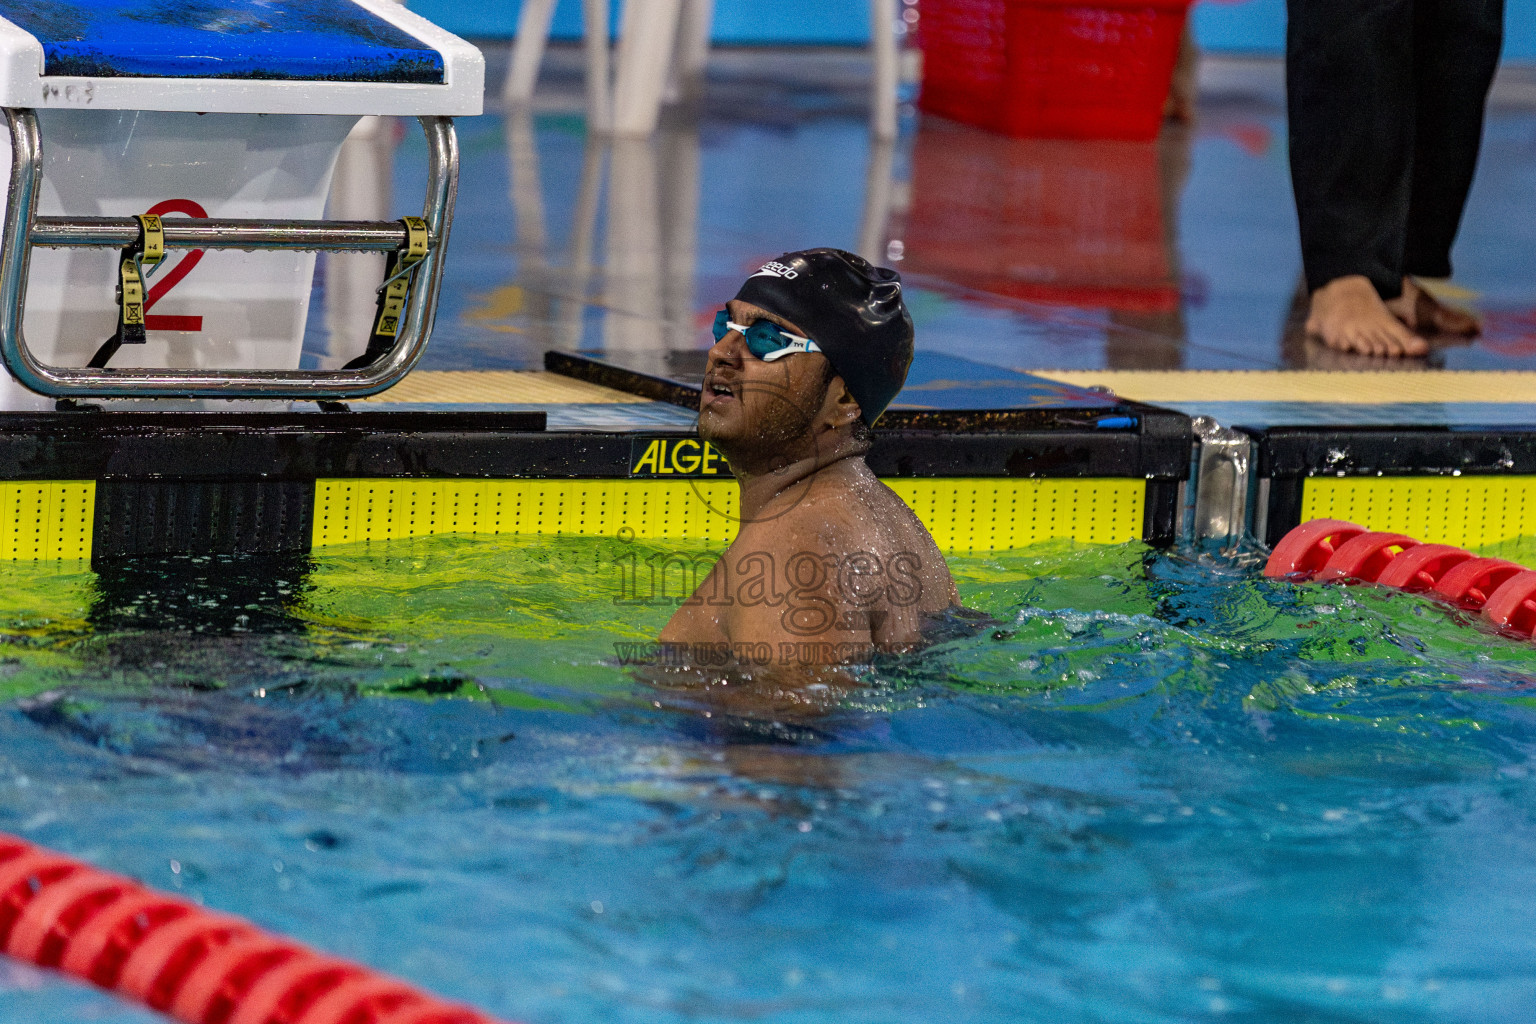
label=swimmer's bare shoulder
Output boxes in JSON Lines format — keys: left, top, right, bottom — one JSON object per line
{"left": 660, "top": 466, "right": 956, "bottom": 653}
{"left": 826, "top": 471, "right": 959, "bottom": 643}
{"left": 763, "top": 480, "right": 957, "bottom": 648}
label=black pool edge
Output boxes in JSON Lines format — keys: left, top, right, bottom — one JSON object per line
{"left": 1251, "top": 424, "right": 1536, "bottom": 547}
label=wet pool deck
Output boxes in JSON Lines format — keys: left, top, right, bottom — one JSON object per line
{"left": 315, "top": 47, "right": 1536, "bottom": 433}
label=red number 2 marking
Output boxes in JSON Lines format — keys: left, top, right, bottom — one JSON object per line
{"left": 142, "top": 199, "right": 207, "bottom": 333}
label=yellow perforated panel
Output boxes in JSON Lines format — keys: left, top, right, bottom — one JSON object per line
{"left": 313, "top": 479, "right": 741, "bottom": 548}
{"left": 888, "top": 478, "right": 1144, "bottom": 551}
{"left": 313, "top": 477, "right": 1145, "bottom": 553}
{"left": 0, "top": 481, "right": 94, "bottom": 560}
{"left": 1301, "top": 476, "right": 1536, "bottom": 551}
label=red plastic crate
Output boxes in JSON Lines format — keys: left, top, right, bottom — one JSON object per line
{"left": 901, "top": 118, "right": 1179, "bottom": 311}
{"left": 918, "top": 0, "right": 1192, "bottom": 140}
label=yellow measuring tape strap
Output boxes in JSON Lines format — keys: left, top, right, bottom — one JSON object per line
{"left": 402, "top": 216, "right": 428, "bottom": 263}
{"left": 118, "top": 258, "right": 145, "bottom": 330}
{"left": 372, "top": 217, "right": 430, "bottom": 340}
{"left": 136, "top": 214, "right": 165, "bottom": 266}
{"left": 93, "top": 212, "right": 172, "bottom": 363}
{"left": 115, "top": 215, "right": 166, "bottom": 334}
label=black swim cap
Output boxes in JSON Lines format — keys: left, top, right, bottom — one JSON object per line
{"left": 732, "top": 248, "right": 914, "bottom": 425}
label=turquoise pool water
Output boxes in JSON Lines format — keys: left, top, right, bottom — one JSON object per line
{"left": 3, "top": 536, "right": 1536, "bottom": 1023}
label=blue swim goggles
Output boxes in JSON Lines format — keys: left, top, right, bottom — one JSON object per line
{"left": 712, "top": 309, "right": 822, "bottom": 362}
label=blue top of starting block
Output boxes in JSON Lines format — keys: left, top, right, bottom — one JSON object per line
{"left": 0, "top": 0, "right": 444, "bottom": 83}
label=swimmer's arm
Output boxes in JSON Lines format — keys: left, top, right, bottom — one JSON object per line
{"left": 722, "top": 598, "right": 874, "bottom": 665}
{"left": 868, "top": 541, "right": 961, "bottom": 648}
{"left": 719, "top": 523, "right": 877, "bottom": 661}
{"left": 657, "top": 559, "right": 730, "bottom": 644}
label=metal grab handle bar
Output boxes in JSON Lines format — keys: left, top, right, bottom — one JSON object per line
{"left": 30, "top": 217, "right": 434, "bottom": 253}
{"left": 0, "top": 108, "right": 460, "bottom": 401}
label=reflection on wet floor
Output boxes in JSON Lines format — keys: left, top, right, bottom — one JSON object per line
{"left": 900, "top": 120, "right": 1191, "bottom": 370}
{"left": 303, "top": 48, "right": 1536, "bottom": 379}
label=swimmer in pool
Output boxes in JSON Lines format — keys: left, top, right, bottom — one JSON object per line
{"left": 658, "top": 248, "right": 962, "bottom": 668}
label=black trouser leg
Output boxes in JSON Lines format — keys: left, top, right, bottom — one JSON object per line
{"left": 1402, "top": 0, "right": 1504, "bottom": 279}
{"left": 1287, "top": 0, "right": 1417, "bottom": 300}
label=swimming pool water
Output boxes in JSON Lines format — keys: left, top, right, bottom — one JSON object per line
{"left": 4, "top": 537, "right": 1536, "bottom": 1022}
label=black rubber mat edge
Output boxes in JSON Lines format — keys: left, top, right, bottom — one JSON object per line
{"left": 94, "top": 480, "right": 314, "bottom": 563}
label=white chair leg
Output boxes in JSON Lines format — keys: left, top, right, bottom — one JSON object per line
{"left": 582, "top": 0, "right": 613, "bottom": 132}
{"left": 670, "top": 0, "right": 714, "bottom": 105}
{"left": 556, "top": 137, "right": 609, "bottom": 350}
{"left": 605, "top": 137, "right": 666, "bottom": 353}
{"left": 506, "top": 107, "right": 554, "bottom": 335}
{"left": 858, "top": 136, "right": 897, "bottom": 264}
{"left": 612, "top": 0, "right": 684, "bottom": 136}
{"left": 657, "top": 123, "right": 701, "bottom": 342}
{"left": 505, "top": 0, "right": 559, "bottom": 105}
{"left": 506, "top": 108, "right": 548, "bottom": 255}
{"left": 870, "top": 0, "right": 900, "bottom": 141}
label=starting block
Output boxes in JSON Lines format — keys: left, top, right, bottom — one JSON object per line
{"left": 0, "top": 0, "right": 482, "bottom": 406}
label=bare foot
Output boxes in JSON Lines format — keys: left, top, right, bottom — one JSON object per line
{"left": 1386, "top": 277, "right": 1481, "bottom": 337}
{"left": 1305, "top": 275, "right": 1429, "bottom": 358}
{"left": 1302, "top": 336, "right": 1438, "bottom": 371}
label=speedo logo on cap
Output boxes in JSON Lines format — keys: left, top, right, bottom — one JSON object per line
{"left": 750, "top": 261, "right": 799, "bottom": 280}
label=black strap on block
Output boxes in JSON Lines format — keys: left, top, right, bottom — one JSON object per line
{"left": 345, "top": 216, "right": 430, "bottom": 370}
{"left": 89, "top": 214, "right": 166, "bottom": 369}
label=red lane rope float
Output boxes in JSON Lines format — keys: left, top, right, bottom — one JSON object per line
{"left": 1373, "top": 544, "right": 1475, "bottom": 591}
{"left": 1312, "top": 532, "right": 1419, "bottom": 583}
{"left": 1481, "top": 570, "right": 1536, "bottom": 636}
{"left": 1429, "top": 557, "right": 1525, "bottom": 610}
{"left": 1264, "top": 518, "right": 1367, "bottom": 577}
{"left": 1265, "top": 518, "right": 1536, "bottom": 638}
{"left": 0, "top": 834, "right": 510, "bottom": 1024}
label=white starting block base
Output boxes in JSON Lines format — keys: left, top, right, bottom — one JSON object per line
{"left": 0, "top": 0, "right": 482, "bottom": 406}
{"left": 0, "top": 110, "right": 360, "bottom": 410}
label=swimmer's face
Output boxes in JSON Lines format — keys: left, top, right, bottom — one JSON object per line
{"left": 699, "top": 299, "right": 834, "bottom": 464}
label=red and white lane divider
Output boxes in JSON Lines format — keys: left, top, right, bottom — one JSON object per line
{"left": 0, "top": 834, "right": 511, "bottom": 1024}
{"left": 1264, "top": 518, "right": 1536, "bottom": 636}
